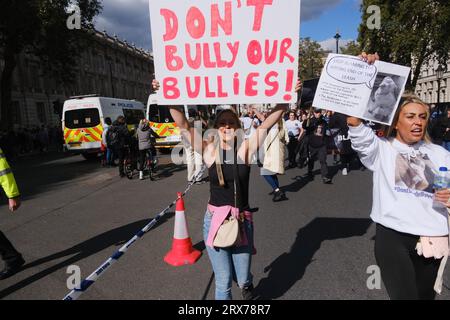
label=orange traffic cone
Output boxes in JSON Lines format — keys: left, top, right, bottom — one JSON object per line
{"left": 164, "top": 192, "right": 202, "bottom": 266}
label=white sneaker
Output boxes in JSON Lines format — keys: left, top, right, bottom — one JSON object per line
{"left": 139, "top": 171, "right": 144, "bottom": 180}
{"left": 342, "top": 168, "right": 348, "bottom": 176}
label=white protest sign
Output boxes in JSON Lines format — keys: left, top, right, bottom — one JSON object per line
{"left": 326, "top": 55, "right": 377, "bottom": 89}
{"left": 313, "top": 54, "right": 411, "bottom": 125}
{"left": 149, "top": 0, "right": 301, "bottom": 105}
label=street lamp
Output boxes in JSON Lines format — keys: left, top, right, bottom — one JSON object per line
{"left": 334, "top": 30, "right": 341, "bottom": 54}
{"left": 436, "top": 65, "right": 444, "bottom": 114}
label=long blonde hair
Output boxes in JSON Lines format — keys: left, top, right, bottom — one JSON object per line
{"left": 382, "top": 93, "right": 431, "bottom": 143}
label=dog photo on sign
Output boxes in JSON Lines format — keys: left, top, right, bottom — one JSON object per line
{"left": 363, "top": 73, "right": 405, "bottom": 124}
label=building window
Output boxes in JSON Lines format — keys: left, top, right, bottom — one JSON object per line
{"left": 123, "top": 82, "right": 128, "bottom": 97}
{"left": 116, "top": 80, "right": 122, "bottom": 97}
{"left": 422, "top": 67, "right": 427, "bottom": 77}
{"left": 108, "top": 60, "right": 115, "bottom": 74}
{"left": 30, "top": 64, "right": 42, "bottom": 92}
{"left": 116, "top": 60, "right": 122, "bottom": 75}
{"left": 98, "top": 56, "right": 104, "bottom": 73}
{"left": 89, "top": 76, "right": 96, "bottom": 94}
{"left": 36, "top": 102, "right": 46, "bottom": 124}
{"left": 98, "top": 76, "right": 104, "bottom": 95}
{"left": 86, "top": 50, "right": 92, "bottom": 67}
{"left": 12, "top": 69, "right": 19, "bottom": 91}
{"left": 11, "top": 101, "right": 21, "bottom": 125}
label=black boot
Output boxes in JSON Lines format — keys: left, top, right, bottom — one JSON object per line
{"left": 322, "top": 177, "right": 332, "bottom": 184}
{"left": 241, "top": 284, "right": 257, "bottom": 300}
{"left": 273, "top": 190, "right": 287, "bottom": 202}
{"left": 0, "top": 256, "right": 25, "bottom": 280}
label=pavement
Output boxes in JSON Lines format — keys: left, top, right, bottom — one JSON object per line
{"left": 0, "top": 151, "right": 449, "bottom": 300}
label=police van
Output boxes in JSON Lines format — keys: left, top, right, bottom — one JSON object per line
{"left": 62, "top": 95, "right": 146, "bottom": 159}
{"left": 146, "top": 94, "right": 187, "bottom": 152}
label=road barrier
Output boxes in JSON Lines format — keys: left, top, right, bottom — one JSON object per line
{"left": 62, "top": 166, "right": 206, "bottom": 300}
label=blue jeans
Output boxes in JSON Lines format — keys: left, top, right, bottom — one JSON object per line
{"left": 106, "top": 147, "right": 113, "bottom": 165}
{"left": 203, "top": 210, "right": 254, "bottom": 300}
{"left": 443, "top": 141, "right": 450, "bottom": 152}
{"left": 263, "top": 174, "right": 279, "bottom": 190}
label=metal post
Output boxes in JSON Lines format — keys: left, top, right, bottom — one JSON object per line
{"left": 334, "top": 31, "right": 341, "bottom": 54}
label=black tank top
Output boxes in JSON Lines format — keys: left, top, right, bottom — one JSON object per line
{"left": 208, "top": 149, "right": 250, "bottom": 211}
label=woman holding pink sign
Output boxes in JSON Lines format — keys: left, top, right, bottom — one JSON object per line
{"left": 347, "top": 53, "right": 450, "bottom": 300}
{"left": 153, "top": 79, "right": 301, "bottom": 300}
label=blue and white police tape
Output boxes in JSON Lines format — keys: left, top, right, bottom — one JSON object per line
{"left": 62, "top": 166, "right": 206, "bottom": 300}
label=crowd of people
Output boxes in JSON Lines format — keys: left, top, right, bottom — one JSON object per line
{"left": 101, "top": 116, "right": 159, "bottom": 180}
{"left": 1, "top": 52, "right": 450, "bottom": 302}
{"left": 151, "top": 49, "right": 450, "bottom": 301}
{"left": 0, "top": 126, "right": 64, "bottom": 161}
{"left": 238, "top": 104, "right": 363, "bottom": 200}
{"left": 429, "top": 106, "right": 450, "bottom": 152}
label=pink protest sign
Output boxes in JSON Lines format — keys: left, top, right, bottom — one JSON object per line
{"left": 149, "top": 0, "right": 301, "bottom": 105}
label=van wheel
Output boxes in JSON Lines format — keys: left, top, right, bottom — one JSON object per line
{"left": 82, "top": 153, "right": 99, "bottom": 160}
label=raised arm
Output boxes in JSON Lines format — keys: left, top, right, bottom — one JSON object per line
{"left": 258, "top": 104, "right": 289, "bottom": 131}
{"left": 347, "top": 52, "right": 379, "bottom": 129}
{"left": 347, "top": 52, "right": 381, "bottom": 171}
{"left": 245, "top": 80, "right": 302, "bottom": 161}
{"left": 253, "top": 107, "right": 266, "bottom": 122}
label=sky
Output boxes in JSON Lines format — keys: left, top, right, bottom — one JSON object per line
{"left": 95, "top": 0, "right": 362, "bottom": 53}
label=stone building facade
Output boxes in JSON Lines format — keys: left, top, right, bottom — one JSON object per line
{"left": 415, "top": 58, "right": 450, "bottom": 106}
{"left": 0, "top": 29, "right": 154, "bottom": 128}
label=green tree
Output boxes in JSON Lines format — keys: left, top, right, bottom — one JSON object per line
{"left": 0, "top": 0, "right": 102, "bottom": 130}
{"left": 340, "top": 40, "right": 362, "bottom": 56}
{"left": 358, "top": 0, "right": 450, "bottom": 90}
{"left": 298, "top": 37, "right": 326, "bottom": 80}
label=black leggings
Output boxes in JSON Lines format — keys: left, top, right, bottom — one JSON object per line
{"left": 287, "top": 138, "right": 298, "bottom": 165}
{"left": 138, "top": 149, "right": 152, "bottom": 171}
{"left": 375, "top": 224, "right": 441, "bottom": 300}
{"left": 308, "top": 145, "right": 328, "bottom": 178}
{"left": 340, "top": 152, "right": 355, "bottom": 168}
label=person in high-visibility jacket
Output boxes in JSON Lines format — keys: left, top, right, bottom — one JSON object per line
{"left": 0, "top": 148, "right": 25, "bottom": 280}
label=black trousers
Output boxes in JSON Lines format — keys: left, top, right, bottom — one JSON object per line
{"left": 375, "top": 224, "right": 441, "bottom": 300}
{"left": 340, "top": 152, "right": 356, "bottom": 168}
{"left": 0, "top": 230, "right": 22, "bottom": 265}
{"left": 287, "top": 138, "right": 299, "bottom": 165}
{"left": 138, "top": 149, "right": 155, "bottom": 171}
{"left": 113, "top": 147, "right": 125, "bottom": 175}
{"left": 296, "top": 137, "right": 309, "bottom": 165}
{"left": 138, "top": 149, "right": 147, "bottom": 171}
{"left": 308, "top": 145, "right": 328, "bottom": 178}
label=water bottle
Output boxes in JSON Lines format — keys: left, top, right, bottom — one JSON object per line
{"left": 433, "top": 167, "right": 449, "bottom": 191}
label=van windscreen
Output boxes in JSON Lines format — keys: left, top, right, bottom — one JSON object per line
{"left": 65, "top": 108, "right": 100, "bottom": 129}
{"left": 123, "top": 109, "right": 145, "bottom": 125}
{"left": 148, "top": 105, "right": 174, "bottom": 123}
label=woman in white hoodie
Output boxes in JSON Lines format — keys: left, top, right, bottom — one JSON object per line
{"left": 347, "top": 53, "right": 450, "bottom": 300}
